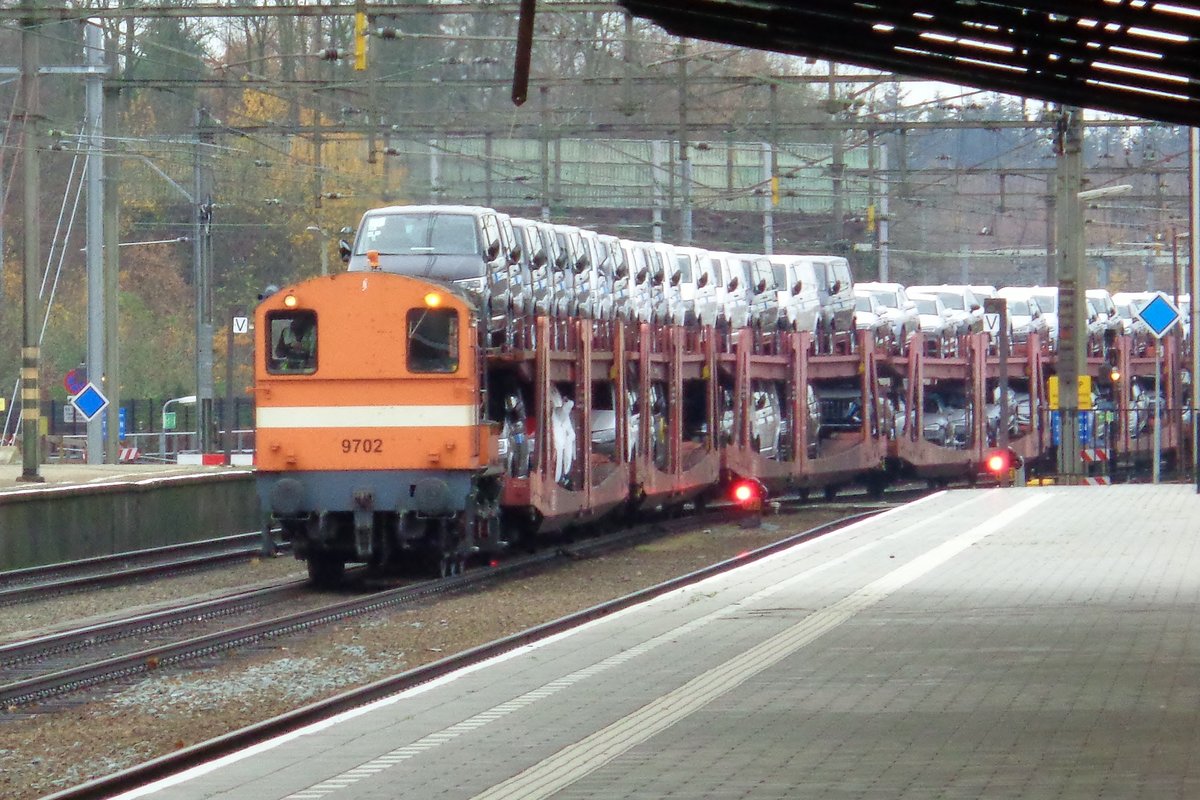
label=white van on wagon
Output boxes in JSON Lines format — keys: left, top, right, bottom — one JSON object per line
{"left": 767, "top": 255, "right": 822, "bottom": 333}
{"left": 348, "top": 204, "right": 524, "bottom": 327}
{"left": 701, "top": 252, "right": 742, "bottom": 329}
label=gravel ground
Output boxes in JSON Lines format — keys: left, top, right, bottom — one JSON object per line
{"left": 1, "top": 509, "right": 852, "bottom": 800}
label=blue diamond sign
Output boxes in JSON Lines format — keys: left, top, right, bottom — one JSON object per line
{"left": 1136, "top": 293, "right": 1181, "bottom": 339}
{"left": 71, "top": 382, "right": 109, "bottom": 422}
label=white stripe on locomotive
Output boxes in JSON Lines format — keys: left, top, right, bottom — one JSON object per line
{"left": 257, "top": 404, "right": 476, "bottom": 428}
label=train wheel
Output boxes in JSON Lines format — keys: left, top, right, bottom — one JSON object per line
{"left": 438, "top": 555, "right": 464, "bottom": 578}
{"left": 307, "top": 554, "right": 345, "bottom": 589}
{"left": 865, "top": 475, "right": 887, "bottom": 499}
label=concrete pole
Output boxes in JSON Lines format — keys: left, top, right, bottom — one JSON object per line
{"left": 878, "top": 142, "right": 890, "bottom": 282}
{"left": 651, "top": 140, "right": 666, "bottom": 243}
{"left": 193, "top": 108, "right": 214, "bottom": 454}
{"left": 1190, "top": 128, "right": 1200, "bottom": 492}
{"left": 428, "top": 137, "right": 439, "bottom": 205}
{"left": 1054, "top": 107, "right": 1086, "bottom": 483}
{"left": 103, "top": 78, "right": 120, "bottom": 464}
{"left": 18, "top": 0, "right": 42, "bottom": 482}
{"left": 762, "top": 142, "right": 774, "bottom": 255}
{"left": 1045, "top": 189, "right": 1057, "bottom": 284}
{"left": 85, "top": 20, "right": 105, "bottom": 464}
{"left": 828, "top": 63, "right": 844, "bottom": 247}
{"left": 677, "top": 40, "right": 692, "bottom": 245}
{"left": 539, "top": 86, "right": 549, "bottom": 221}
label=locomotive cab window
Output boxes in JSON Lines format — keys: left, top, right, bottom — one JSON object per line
{"left": 407, "top": 308, "right": 459, "bottom": 373}
{"left": 268, "top": 311, "right": 317, "bottom": 374}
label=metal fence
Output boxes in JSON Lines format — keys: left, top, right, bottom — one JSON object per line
{"left": 40, "top": 398, "right": 257, "bottom": 463}
{"left": 1035, "top": 404, "right": 1192, "bottom": 483}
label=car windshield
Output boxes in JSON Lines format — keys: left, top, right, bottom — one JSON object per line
{"left": 358, "top": 213, "right": 479, "bottom": 256}
{"left": 675, "top": 254, "right": 694, "bottom": 282}
{"left": 772, "top": 263, "right": 787, "bottom": 288}
{"left": 855, "top": 296, "right": 874, "bottom": 312}
{"left": 751, "top": 260, "right": 775, "bottom": 291}
{"left": 1032, "top": 293, "right": 1056, "bottom": 312}
{"left": 871, "top": 289, "right": 899, "bottom": 307}
{"left": 938, "top": 292, "right": 965, "bottom": 311}
{"left": 1009, "top": 300, "right": 1030, "bottom": 315}
{"left": 914, "top": 297, "right": 939, "bottom": 314}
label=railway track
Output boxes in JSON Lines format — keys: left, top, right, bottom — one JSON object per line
{"left": 1, "top": 498, "right": 894, "bottom": 713}
{"left": 0, "top": 531, "right": 284, "bottom": 605}
{"left": 37, "top": 504, "right": 882, "bottom": 800}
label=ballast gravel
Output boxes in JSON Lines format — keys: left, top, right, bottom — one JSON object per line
{"left": 0, "top": 511, "right": 850, "bottom": 800}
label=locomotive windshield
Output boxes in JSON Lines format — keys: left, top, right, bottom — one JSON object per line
{"left": 407, "top": 308, "right": 459, "bottom": 373}
{"left": 267, "top": 310, "right": 317, "bottom": 374}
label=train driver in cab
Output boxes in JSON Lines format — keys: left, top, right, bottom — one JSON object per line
{"left": 273, "top": 312, "right": 317, "bottom": 373}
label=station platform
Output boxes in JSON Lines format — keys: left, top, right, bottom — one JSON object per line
{"left": 0, "top": 462, "right": 262, "bottom": 570}
{"left": 110, "top": 483, "right": 1200, "bottom": 800}
{"left": 0, "top": 463, "right": 245, "bottom": 494}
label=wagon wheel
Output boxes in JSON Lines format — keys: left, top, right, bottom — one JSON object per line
{"left": 307, "top": 554, "right": 345, "bottom": 590}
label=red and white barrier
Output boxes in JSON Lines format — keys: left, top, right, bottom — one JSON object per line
{"left": 176, "top": 452, "right": 254, "bottom": 466}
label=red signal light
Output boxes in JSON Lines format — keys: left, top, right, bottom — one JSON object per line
{"left": 985, "top": 450, "right": 1010, "bottom": 475}
{"left": 731, "top": 479, "right": 760, "bottom": 506}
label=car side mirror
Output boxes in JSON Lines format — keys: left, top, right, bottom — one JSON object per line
{"left": 574, "top": 255, "right": 589, "bottom": 274}
{"left": 338, "top": 240, "right": 352, "bottom": 264}
{"left": 485, "top": 240, "right": 501, "bottom": 261}
{"left": 636, "top": 267, "right": 648, "bottom": 284}
{"left": 509, "top": 244, "right": 522, "bottom": 265}
{"left": 792, "top": 280, "right": 803, "bottom": 296}
{"left": 831, "top": 280, "right": 842, "bottom": 294}
{"left": 615, "top": 264, "right": 629, "bottom": 279}
{"left": 970, "top": 303, "right": 981, "bottom": 311}
{"left": 670, "top": 271, "right": 681, "bottom": 286}
{"left": 653, "top": 269, "right": 664, "bottom": 285}
{"left": 755, "top": 279, "right": 767, "bottom": 294}
{"left": 755, "top": 395, "right": 767, "bottom": 409}
{"left": 697, "top": 272, "right": 709, "bottom": 289}
{"left": 532, "top": 250, "right": 547, "bottom": 269}
{"left": 727, "top": 276, "right": 739, "bottom": 292}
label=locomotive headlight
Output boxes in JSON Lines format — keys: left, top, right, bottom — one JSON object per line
{"left": 424, "top": 291, "right": 443, "bottom": 308}
{"left": 283, "top": 293, "right": 298, "bottom": 309}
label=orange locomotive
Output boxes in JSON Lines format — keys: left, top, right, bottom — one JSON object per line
{"left": 255, "top": 272, "right": 505, "bottom": 586}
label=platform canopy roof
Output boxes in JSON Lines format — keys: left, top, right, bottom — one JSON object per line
{"left": 618, "top": 1, "right": 1200, "bottom": 125}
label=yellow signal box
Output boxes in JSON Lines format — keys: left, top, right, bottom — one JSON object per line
{"left": 1047, "top": 375, "right": 1092, "bottom": 410}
